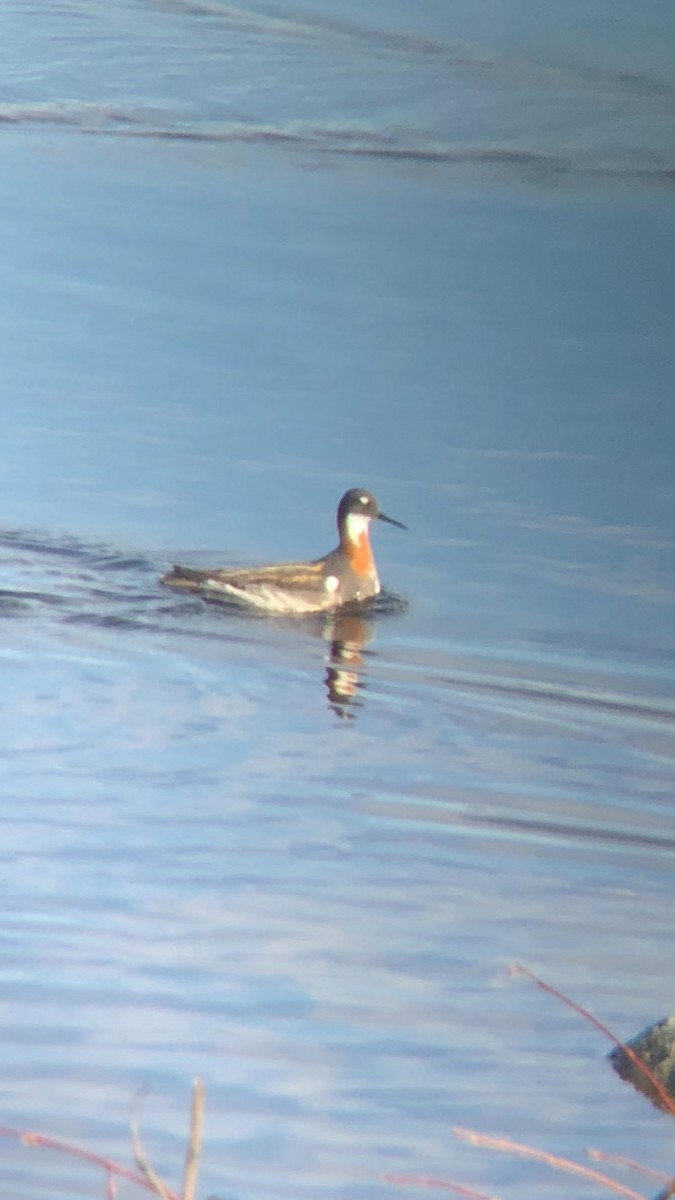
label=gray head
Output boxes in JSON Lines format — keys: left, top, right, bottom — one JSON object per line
{"left": 336, "top": 488, "right": 406, "bottom": 536}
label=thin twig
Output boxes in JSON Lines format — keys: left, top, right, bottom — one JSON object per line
{"left": 182, "top": 1078, "right": 204, "bottom": 1200}
{"left": 588, "top": 1148, "right": 670, "bottom": 1183}
{"left": 131, "top": 1117, "right": 174, "bottom": 1200}
{"left": 511, "top": 964, "right": 675, "bottom": 1117}
{"left": 454, "top": 1127, "right": 649, "bottom": 1199}
{"left": 383, "top": 1170, "right": 501, "bottom": 1199}
{"left": 0, "top": 1124, "right": 176, "bottom": 1198}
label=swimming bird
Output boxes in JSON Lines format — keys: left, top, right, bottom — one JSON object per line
{"left": 161, "top": 488, "right": 405, "bottom": 615}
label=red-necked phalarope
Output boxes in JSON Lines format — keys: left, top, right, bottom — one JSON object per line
{"left": 161, "top": 488, "right": 406, "bottom": 615}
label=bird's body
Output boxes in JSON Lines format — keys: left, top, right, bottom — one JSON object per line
{"left": 161, "top": 488, "right": 405, "bottom": 615}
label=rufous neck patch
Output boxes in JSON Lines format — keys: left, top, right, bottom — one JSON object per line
{"left": 347, "top": 531, "right": 375, "bottom": 576}
{"left": 342, "top": 512, "right": 376, "bottom": 576}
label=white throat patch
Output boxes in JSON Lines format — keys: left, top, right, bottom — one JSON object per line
{"left": 344, "top": 512, "right": 370, "bottom": 543}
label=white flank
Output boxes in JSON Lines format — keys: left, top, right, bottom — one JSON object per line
{"left": 204, "top": 578, "right": 329, "bottom": 614}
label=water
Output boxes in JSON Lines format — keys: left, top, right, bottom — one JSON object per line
{"left": 1, "top": 2, "right": 675, "bottom": 1198}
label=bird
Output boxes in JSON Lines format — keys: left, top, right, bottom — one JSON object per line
{"left": 160, "top": 487, "right": 406, "bottom": 615}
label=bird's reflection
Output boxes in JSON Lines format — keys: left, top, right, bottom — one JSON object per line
{"left": 320, "top": 610, "right": 373, "bottom": 720}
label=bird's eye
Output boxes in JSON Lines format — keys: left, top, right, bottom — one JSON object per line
{"left": 359, "top": 495, "right": 368, "bottom": 504}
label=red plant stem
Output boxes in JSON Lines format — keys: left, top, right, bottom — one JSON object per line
{"left": 454, "top": 1128, "right": 648, "bottom": 1200}
{"left": 383, "top": 1172, "right": 500, "bottom": 1200}
{"left": 0, "top": 1124, "right": 180, "bottom": 1200}
{"left": 588, "top": 1148, "right": 670, "bottom": 1183}
{"left": 511, "top": 964, "right": 675, "bottom": 1117}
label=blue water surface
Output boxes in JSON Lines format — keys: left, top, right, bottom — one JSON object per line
{"left": 1, "top": 2, "right": 675, "bottom": 1198}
